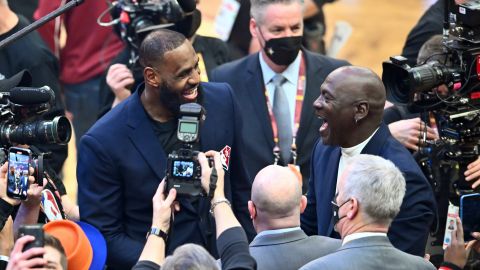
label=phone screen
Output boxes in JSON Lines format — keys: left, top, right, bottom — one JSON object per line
{"left": 7, "top": 148, "right": 31, "bottom": 200}
{"left": 460, "top": 193, "right": 480, "bottom": 241}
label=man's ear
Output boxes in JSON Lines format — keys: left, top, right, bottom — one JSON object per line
{"left": 248, "top": 200, "right": 256, "bottom": 220}
{"left": 354, "top": 101, "right": 369, "bottom": 123}
{"left": 347, "top": 197, "right": 359, "bottom": 220}
{"left": 144, "top": 67, "right": 160, "bottom": 88}
{"left": 300, "top": 195, "right": 307, "bottom": 214}
{"left": 249, "top": 17, "right": 258, "bottom": 39}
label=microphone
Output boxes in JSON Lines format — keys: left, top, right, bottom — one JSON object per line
{"left": 2, "top": 86, "right": 54, "bottom": 105}
{"left": 177, "top": 0, "right": 196, "bottom": 14}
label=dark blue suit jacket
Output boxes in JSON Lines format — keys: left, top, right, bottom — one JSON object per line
{"left": 77, "top": 82, "right": 252, "bottom": 269}
{"left": 301, "top": 123, "right": 436, "bottom": 256}
{"left": 211, "top": 50, "right": 349, "bottom": 192}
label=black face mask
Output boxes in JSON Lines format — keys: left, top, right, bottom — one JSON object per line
{"left": 331, "top": 197, "right": 350, "bottom": 228}
{"left": 263, "top": 35, "right": 303, "bottom": 66}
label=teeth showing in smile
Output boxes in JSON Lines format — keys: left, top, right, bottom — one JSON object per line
{"left": 183, "top": 87, "right": 198, "bottom": 99}
{"left": 320, "top": 120, "right": 329, "bottom": 133}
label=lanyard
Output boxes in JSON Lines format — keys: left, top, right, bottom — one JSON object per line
{"left": 264, "top": 55, "right": 306, "bottom": 165}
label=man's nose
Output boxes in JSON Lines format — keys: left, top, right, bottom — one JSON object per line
{"left": 188, "top": 68, "right": 200, "bottom": 85}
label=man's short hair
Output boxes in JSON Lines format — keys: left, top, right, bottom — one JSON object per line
{"left": 138, "top": 29, "right": 187, "bottom": 69}
{"left": 341, "top": 154, "right": 406, "bottom": 226}
{"left": 250, "top": 0, "right": 303, "bottom": 23}
{"left": 44, "top": 233, "right": 68, "bottom": 270}
{"left": 417, "top": 35, "right": 448, "bottom": 65}
{"left": 162, "top": 244, "right": 218, "bottom": 270}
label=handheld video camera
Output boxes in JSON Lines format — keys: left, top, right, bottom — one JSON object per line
{"left": 165, "top": 103, "right": 207, "bottom": 196}
{"left": 0, "top": 80, "right": 72, "bottom": 186}
{"left": 100, "top": 0, "right": 197, "bottom": 65}
{"left": 382, "top": 0, "right": 480, "bottom": 198}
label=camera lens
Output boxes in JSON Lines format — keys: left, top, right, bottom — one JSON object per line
{"left": 0, "top": 116, "right": 72, "bottom": 145}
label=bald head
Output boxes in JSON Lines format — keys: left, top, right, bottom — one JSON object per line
{"left": 251, "top": 165, "right": 302, "bottom": 219}
{"left": 330, "top": 66, "right": 386, "bottom": 115}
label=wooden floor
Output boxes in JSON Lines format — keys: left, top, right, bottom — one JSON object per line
{"left": 63, "top": 0, "right": 437, "bottom": 202}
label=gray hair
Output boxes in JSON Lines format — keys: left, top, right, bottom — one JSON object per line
{"left": 250, "top": 0, "right": 304, "bottom": 23}
{"left": 341, "top": 154, "right": 406, "bottom": 226}
{"left": 162, "top": 244, "right": 219, "bottom": 270}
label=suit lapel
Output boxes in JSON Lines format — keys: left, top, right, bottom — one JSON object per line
{"left": 323, "top": 147, "right": 341, "bottom": 236}
{"left": 296, "top": 51, "right": 322, "bottom": 151}
{"left": 126, "top": 90, "right": 166, "bottom": 180}
{"left": 361, "top": 123, "right": 389, "bottom": 155}
{"left": 246, "top": 54, "right": 275, "bottom": 149}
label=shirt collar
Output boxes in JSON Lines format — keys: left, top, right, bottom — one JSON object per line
{"left": 342, "top": 232, "right": 388, "bottom": 246}
{"left": 256, "top": 226, "right": 301, "bottom": 238}
{"left": 340, "top": 127, "right": 380, "bottom": 158}
{"left": 259, "top": 51, "right": 302, "bottom": 85}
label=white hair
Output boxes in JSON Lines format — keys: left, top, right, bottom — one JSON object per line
{"left": 162, "top": 244, "right": 219, "bottom": 270}
{"left": 341, "top": 154, "right": 406, "bottom": 226}
{"left": 250, "top": 0, "right": 304, "bottom": 23}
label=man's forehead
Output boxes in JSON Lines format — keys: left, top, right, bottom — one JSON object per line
{"left": 159, "top": 42, "right": 196, "bottom": 69}
{"left": 261, "top": 2, "right": 303, "bottom": 25}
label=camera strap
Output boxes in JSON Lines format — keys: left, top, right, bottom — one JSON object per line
{"left": 264, "top": 54, "right": 306, "bottom": 166}
{"left": 208, "top": 167, "right": 218, "bottom": 200}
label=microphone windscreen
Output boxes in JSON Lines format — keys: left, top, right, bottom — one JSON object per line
{"left": 8, "top": 86, "right": 54, "bottom": 105}
{"left": 177, "top": 0, "right": 196, "bottom": 13}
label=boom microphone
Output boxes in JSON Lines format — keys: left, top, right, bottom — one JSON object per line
{"left": 177, "top": 0, "right": 196, "bottom": 14}
{"left": 3, "top": 86, "right": 54, "bottom": 105}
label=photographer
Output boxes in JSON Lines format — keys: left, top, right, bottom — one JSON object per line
{"left": 5, "top": 232, "right": 67, "bottom": 270}
{"left": 133, "top": 151, "right": 256, "bottom": 270}
{"left": 78, "top": 29, "right": 252, "bottom": 269}
{"left": 0, "top": 1, "right": 67, "bottom": 175}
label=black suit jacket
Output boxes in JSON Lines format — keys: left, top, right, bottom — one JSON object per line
{"left": 301, "top": 123, "right": 437, "bottom": 256}
{"left": 211, "top": 50, "right": 349, "bottom": 192}
{"left": 77, "top": 82, "right": 252, "bottom": 269}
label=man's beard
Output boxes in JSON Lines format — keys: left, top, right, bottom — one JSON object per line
{"left": 158, "top": 82, "right": 182, "bottom": 118}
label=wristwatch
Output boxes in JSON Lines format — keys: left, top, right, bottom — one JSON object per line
{"left": 146, "top": 227, "right": 168, "bottom": 242}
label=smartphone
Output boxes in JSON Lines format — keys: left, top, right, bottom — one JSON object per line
{"left": 7, "top": 147, "right": 32, "bottom": 200}
{"left": 460, "top": 193, "right": 480, "bottom": 241}
{"left": 18, "top": 224, "right": 44, "bottom": 252}
{"left": 443, "top": 204, "right": 459, "bottom": 249}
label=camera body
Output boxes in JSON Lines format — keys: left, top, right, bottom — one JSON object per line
{"left": 165, "top": 103, "right": 206, "bottom": 196}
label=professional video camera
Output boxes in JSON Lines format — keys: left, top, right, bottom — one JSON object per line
{"left": 0, "top": 86, "right": 71, "bottom": 147}
{"left": 165, "top": 103, "right": 210, "bottom": 196}
{"left": 0, "top": 71, "right": 72, "bottom": 184}
{"left": 382, "top": 0, "right": 480, "bottom": 198}
{"left": 99, "top": 0, "right": 197, "bottom": 64}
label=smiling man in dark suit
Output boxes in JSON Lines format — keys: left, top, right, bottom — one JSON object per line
{"left": 210, "top": 0, "right": 348, "bottom": 193}
{"left": 77, "top": 29, "right": 252, "bottom": 269}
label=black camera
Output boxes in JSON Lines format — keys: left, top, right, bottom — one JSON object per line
{"left": 0, "top": 86, "right": 71, "bottom": 146}
{"left": 100, "top": 0, "right": 196, "bottom": 64}
{"left": 165, "top": 103, "right": 206, "bottom": 196}
{"left": 382, "top": 0, "right": 480, "bottom": 198}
